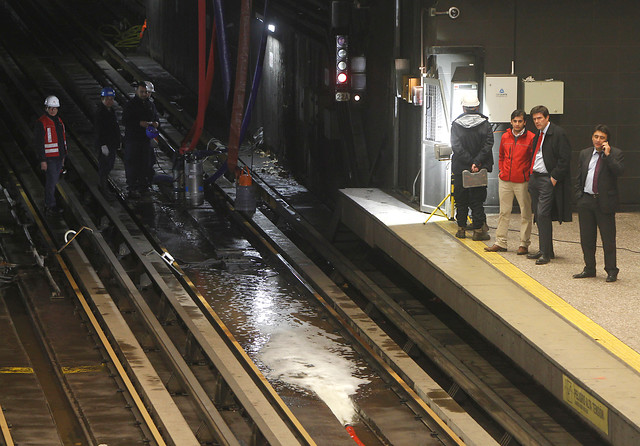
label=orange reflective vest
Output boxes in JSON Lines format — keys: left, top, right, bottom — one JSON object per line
{"left": 38, "top": 115, "right": 66, "bottom": 158}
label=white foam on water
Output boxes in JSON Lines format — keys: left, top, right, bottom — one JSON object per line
{"left": 256, "top": 310, "right": 369, "bottom": 425}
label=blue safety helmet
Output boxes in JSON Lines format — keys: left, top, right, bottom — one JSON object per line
{"left": 146, "top": 125, "right": 159, "bottom": 139}
{"left": 101, "top": 87, "right": 116, "bottom": 97}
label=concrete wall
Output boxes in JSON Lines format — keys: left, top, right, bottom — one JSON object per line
{"left": 402, "top": 0, "right": 640, "bottom": 208}
{"left": 146, "top": 0, "right": 640, "bottom": 207}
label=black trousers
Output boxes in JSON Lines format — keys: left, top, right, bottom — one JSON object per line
{"left": 577, "top": 195, "right": 618, "bottom": 275}
{"left": 44, "top": 157, "right": 63, "bottom": 209}
{"left": 528, "top": 173, "right": 555, "bottom": 257}
{"left": 98, "top": 145, "right": 116, "bottom": 185}
{"left": 452, "top": 173, "right": 487, "bottom": 229}
{"left": 124, "top": 139, "right": 155, "bottom": 190}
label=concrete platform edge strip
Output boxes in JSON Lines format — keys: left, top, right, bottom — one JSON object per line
{"left": 338, "top": 188, "right": 640, "bottom": 445}
{"left": 439, "top": 220, "right": 640, "bottom": 375}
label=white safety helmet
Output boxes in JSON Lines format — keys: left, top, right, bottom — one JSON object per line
{"left": 44, "top": 95, "right": 60, "bottom": 108}
{"left": 144, "top": 81, "right": 155, "bottom": 93}
{"left": 461, "top": 92, "right": 480, "bottom": 108}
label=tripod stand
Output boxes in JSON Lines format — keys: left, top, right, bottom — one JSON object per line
{"left": 423, "top": 191, "right": 453, "bottom": 224}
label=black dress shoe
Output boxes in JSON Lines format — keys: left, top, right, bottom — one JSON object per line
{"left": 527, "top": 250, "right": 555, "bottom": 260}
{"left": 573, "top": 269, "right": 596, "bottom": 279}
{"left": 527, "top": 250, "right": 542, "bottom": 259}
{"left": 606, "top": 274, "right": 617, "bottom": 283}
{"left": 535, "top": 256, "right": 550, "bottom": 265}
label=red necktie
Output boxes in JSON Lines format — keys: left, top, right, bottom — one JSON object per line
{"left": 593, "top": 152, "right": 603, "bottom": 194}
{"left": 530, "top": 131, "right": 544, "bottom": 174}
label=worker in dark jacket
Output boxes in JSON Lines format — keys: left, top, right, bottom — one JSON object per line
{"left": 95, "top": 87, "right": 121, "bottom": 200}
{"left": 450, "top": 92, "right": 494, "bottom": 240}
{"left": 35, "top": 95, "right": 67, "bottom": 217}
{"left": 122, "top": 81, "right": 159, "bottom": 198}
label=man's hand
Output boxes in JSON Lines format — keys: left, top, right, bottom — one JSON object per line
{"left": 550, "top": 177, "right": 557, "bottom": 186}
{"left": 471, "top": 163, "right": 479, "bottom": 173}
{"left": 602, "top": 141, "right": 611, "bottom": 156}
{"left": 101, "top": 145, "right": 109, "bottom": 156}
{"left": 40, "top": 161, "right": 47, "bottom": 171}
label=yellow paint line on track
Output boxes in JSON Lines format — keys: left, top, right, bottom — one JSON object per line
{"left": 439, "top": 221, "right": 640, "bottom": 374}
{"left": 61, "top": 365, "right": 104, "bottom": 374}
{"left": 0, "top": 367, "right": 33, "bottom": 374}
{"left": 0, "top": 365, "right": 104, "bottom": 374}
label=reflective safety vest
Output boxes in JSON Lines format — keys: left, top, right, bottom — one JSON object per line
{"left": 38, "top": 115, "right": 66, "bottom": 158}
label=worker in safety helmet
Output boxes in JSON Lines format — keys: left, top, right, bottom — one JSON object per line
{"left": 94, "top": 87, "right": 121, "bottom": 200}
{"left": 122, "top": 80, "right": 159, "bottom": 198}
{"left": 450, "top": 92, "right": 494, "bottom": 241}
{"left": 35, "top": 95, "right": 67, "bottom": 217}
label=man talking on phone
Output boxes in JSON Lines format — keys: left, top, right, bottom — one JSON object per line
{"left": 573, "top": 124, "right": 624, "bottom": 282}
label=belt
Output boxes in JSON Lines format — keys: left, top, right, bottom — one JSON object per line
{"left": 584, "top": 192, "right": 599, "bottom": 198}
{"left": 532, "top": 171, "right": 549, "bottom": 176}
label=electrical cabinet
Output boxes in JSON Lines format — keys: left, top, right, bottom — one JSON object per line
{"left": 483, "top": 75, "right": 518, "bottom": 123}
{"left": 523, "top": 80, "right": 564, "bottom": 114}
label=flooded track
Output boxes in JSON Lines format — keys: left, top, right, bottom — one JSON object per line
{"left": 0, "top": 0, "right": 611, "bottom": 445}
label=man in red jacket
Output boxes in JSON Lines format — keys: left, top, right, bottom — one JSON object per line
{"left": 485, "top": 110, "right": 535, "bottom": 254}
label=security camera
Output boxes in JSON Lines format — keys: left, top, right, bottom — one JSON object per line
{"left": 448, "top": 7, "right": 460, "bottom": 19}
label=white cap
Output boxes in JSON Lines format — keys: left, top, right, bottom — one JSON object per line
{"left": 461, "top": 92, "right": 479, "bottom": 107}
{"left": 44, "top": 95, "right": 60, "bottom": 108}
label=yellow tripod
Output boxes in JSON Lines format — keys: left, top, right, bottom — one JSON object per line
{"left": 423, "top": 193, "right": 452, "bottom": 224}
{"left": 423, "top": 180, "right": 471, "bottom": 225}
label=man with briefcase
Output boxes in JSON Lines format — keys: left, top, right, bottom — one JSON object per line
{"left": 450, "top": 92, "right": 494, "bottom": 241}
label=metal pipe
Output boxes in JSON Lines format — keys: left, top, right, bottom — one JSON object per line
{"left": 392, "top": 0, "right": 401, "bottom": 188}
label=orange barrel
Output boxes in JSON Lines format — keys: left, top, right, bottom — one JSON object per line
{"left": 235, "top": 167, "right": 256, "bottom": 217}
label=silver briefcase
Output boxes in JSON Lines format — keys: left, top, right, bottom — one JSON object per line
{"left": 462, "top": 168, "right": 488, "bottom": 188}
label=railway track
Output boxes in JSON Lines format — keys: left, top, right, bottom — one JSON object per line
{"left": 0, "top": 1, "right": 609, "bottom": 445}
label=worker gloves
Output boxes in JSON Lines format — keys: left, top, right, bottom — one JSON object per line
{"left": 101, "top": 145, "right": 109, "bottom": 156}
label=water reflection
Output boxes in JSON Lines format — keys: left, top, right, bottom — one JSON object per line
{"left": 189, "top": 263, "right": 369, "bottom": 425}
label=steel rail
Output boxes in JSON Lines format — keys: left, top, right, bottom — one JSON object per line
{"left": 0, "top": 137, "right": 170, "bottom": 446}
{"left": 0, "top": 402, "right": 15, "bottom": 446}
{"left": 0, "top": 16, "right": 312, "bottom": 444}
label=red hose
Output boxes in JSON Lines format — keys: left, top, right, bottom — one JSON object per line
{"left": 226, "top": 0, "right": 252, "bottom": 175}
{"left": 180, "top": 0, "right": 217, "bottom": 154}
{"left": 345, "top": 425, "right": 366, "bottom": 446}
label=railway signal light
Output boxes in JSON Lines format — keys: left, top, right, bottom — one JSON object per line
{"left": 335, "top": 34, "right": 350, "bottom": 101}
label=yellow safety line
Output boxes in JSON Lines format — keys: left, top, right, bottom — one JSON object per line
{"left": 0, "top": 402, "right": 14, "bottom": 446}
{"left": 438, "top": 221, "right": 640, "bottom": 374}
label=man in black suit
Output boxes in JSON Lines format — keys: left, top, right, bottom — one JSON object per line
{"left": 527, "top": 105, "right": 573, "bottom": 265}
{"left": 573, "top": 125, "right": 624, "bottom": 282}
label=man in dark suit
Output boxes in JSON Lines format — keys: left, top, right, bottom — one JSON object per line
{"left": 573, "top": 125, "right": 624, "bottom": 282}
{"left": 527, "top": 105, "right": 573, "bottom": 265}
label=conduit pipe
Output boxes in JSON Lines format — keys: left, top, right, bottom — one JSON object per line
{"left": 226, "top": 0, "right": 252, "bottom": 175}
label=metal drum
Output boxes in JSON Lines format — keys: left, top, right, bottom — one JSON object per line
{"left": 184, "top": 156, "right": 204, "bottom": 206}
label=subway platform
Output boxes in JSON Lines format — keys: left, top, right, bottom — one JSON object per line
{"left": 336, "top": 188, "right": 640, "bottom": 446}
